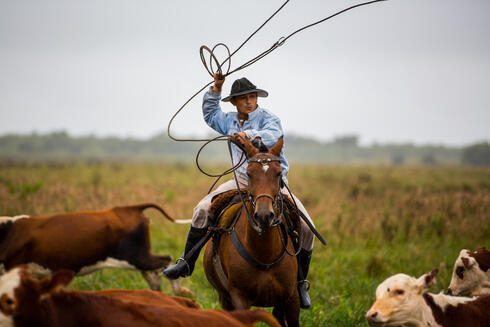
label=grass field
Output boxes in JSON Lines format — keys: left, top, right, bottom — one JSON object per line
{"left": 1, "top": 162, "right": 489, "bottom": 326}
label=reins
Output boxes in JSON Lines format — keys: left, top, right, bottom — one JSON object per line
{"left": 229, "top": 139, "right": 263, "bottom": 235}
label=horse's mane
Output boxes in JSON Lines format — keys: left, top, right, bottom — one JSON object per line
{"left": 251, "top": 138, "right": 268, "bottom": 153}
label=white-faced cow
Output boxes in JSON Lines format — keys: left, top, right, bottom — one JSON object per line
{"left": 366, "top": 269, "right": 490, "bottom": 327}
{"left": 0, "top": 267, "right": 281, "bottom": 327}
{"left": 0, "top": 203, "right": 191, "bottom": 295}
{"left": 448, "top": 247, "right": 490, "bottom": 297}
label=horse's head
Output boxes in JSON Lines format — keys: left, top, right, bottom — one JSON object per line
{"left": 241, "top": 136, "right": 284, "bottom": 234}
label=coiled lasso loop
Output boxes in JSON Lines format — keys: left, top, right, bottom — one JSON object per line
{"left": 200, "top": 43, "right": 232, "bottom": 79}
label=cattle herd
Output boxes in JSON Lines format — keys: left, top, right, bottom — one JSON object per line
{"left": 0, "top": 204, "right": 489, "bottom": 326}
{"left": 365, "top": 246, "right": 490, "bottom": 327}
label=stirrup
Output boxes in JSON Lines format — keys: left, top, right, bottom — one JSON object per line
{"left": 175, "top": 257, "right": 191, "bottom": 276}
{"left": 298, "top": 279, "right": 310, "bottom": 290}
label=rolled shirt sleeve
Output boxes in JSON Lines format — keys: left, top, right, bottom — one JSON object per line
{"left": 202, "top": 88, "right": 231, "bottom": 135}
{"left": 243, "top": 115, "right": 283, "bottom": 148}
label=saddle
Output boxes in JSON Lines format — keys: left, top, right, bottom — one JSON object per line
{"left": 209, "top": 189, "right": 301, "bottom": 249}
{"left": 210, "top": 189, "right": 247, "bottom": 229}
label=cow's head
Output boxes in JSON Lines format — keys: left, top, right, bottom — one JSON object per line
{"left": 366, "top": 269, "right": 438, "bottom": 326}
{"left": 0, "top": 266, "right": 74, "bottom": 326}
{"left": 448, "top": 248, "right": 489, "bottom": 296}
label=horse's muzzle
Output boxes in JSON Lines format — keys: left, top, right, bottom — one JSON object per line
{"left": 254, "top": 209, "right": 275, "bottom": 231}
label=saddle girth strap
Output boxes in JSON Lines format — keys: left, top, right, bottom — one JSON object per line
{"left": 212, "top": 252, "right": 229, "bottom": 290}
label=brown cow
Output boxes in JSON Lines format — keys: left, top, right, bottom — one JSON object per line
{"left": 366, "top": 269, "right": 490, "bottom": 327}
{"left": 96, "top": 289, "right": 201, "bottom": 309}
{"left": 0, "top": 203, "right": 191, "bottom": 295}
{"left": 0, "top": 267, "right": 280, "bottom": 327}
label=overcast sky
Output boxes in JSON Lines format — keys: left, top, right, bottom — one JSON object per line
{"left": 0, "top": 0, "right": 489, "bottom": 146}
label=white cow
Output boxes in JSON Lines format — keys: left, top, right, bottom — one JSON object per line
{"left": 448, "top": 247, "right": 490, "bottom": 296}
{"left": 366, "top": 269, "right": 490, "bottom": 327}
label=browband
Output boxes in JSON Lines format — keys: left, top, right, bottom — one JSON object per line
{"left": 248, "top": 157, "right": 281, "bottom": 165}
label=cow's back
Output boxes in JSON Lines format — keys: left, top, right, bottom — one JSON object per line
{"left": 1, "top": 208, "right": 145, "bottom": 271}
{"left": 95, "top": 289, "right": 200, "bottom": 309}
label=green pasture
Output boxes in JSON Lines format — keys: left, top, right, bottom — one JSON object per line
{"left": 0, "top": 162, "right": 489, "bottom": 326}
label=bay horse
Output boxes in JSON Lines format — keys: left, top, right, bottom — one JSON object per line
{"left": 203, "top": 136, "right": 300, "bottom": 327}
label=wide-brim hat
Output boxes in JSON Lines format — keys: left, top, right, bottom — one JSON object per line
{"left": 222, "top": 77, "right": 268, "bottom": 102}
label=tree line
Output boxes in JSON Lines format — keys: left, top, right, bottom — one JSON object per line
{"left": 0, "top": 131, "right": 488, "bottom": 166}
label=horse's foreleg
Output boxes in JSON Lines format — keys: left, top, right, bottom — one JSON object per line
{"left": 272, "top": 307, "right": 287, "bottom": 327}
{"left": 229, "top": 288, "right": 251, "bottom": 310}
{"left": 219, "top": 293, "right": 235, "bottom": 311}
{"left": 284, "top": 296, "right": 300, "bottom": 327}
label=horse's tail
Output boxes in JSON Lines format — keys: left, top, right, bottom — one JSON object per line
{"left": 229, "top": 309, "right": 281, "bottom": 327}
{"left": 122, "top": 203, "right": 192, "bottom": 224}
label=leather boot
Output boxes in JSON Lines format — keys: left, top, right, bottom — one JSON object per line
{"left": 297, "top": 249, "right": 312, "bottom": 309}
{"left": 162, "top": 226, "right": 208, "bottom": 280}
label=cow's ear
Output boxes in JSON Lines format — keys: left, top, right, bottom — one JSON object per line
{"left": 462, "top": 257, "right": 475, "bottom": 270}
{"left": 39, "top": 270, "right": 75, "bottom": 293}
{"left": 417, "top": 268, "right": 438, "bottom": 291}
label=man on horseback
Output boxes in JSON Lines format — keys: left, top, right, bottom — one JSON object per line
{"left": 163, "top": 73, "right": 315, "bottom": 309}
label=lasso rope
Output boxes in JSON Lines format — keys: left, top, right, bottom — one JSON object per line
{"left": 167, "top": 0, "right": 388, "bottom": 183}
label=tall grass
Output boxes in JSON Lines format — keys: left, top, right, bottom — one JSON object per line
{"left": 0, "top": 162, "right": 488, "bottom": 326}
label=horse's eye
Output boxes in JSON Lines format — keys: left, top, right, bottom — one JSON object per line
{"left": 396, "top": 289, "right": 404, "bottom": 295}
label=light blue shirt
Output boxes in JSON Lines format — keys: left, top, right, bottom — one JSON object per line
{"left": 202, "top": 89, "right": 289, "bottom": 181}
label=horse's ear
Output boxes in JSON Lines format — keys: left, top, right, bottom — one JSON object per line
{"left": 269, "top": 136, "right": 283, "bottom": 157}
{"left": 243, "top": 138, "right": 259, "bottom": 158}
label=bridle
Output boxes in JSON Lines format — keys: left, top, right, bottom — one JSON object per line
{"left": 243, "top": 153, "right": 305, "bottom": 257}
{"left": 248, "top": 157, "right": 281, "bottom": 165}
{"left": 245, "top": 155, "right": 283, "bottom": 230}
